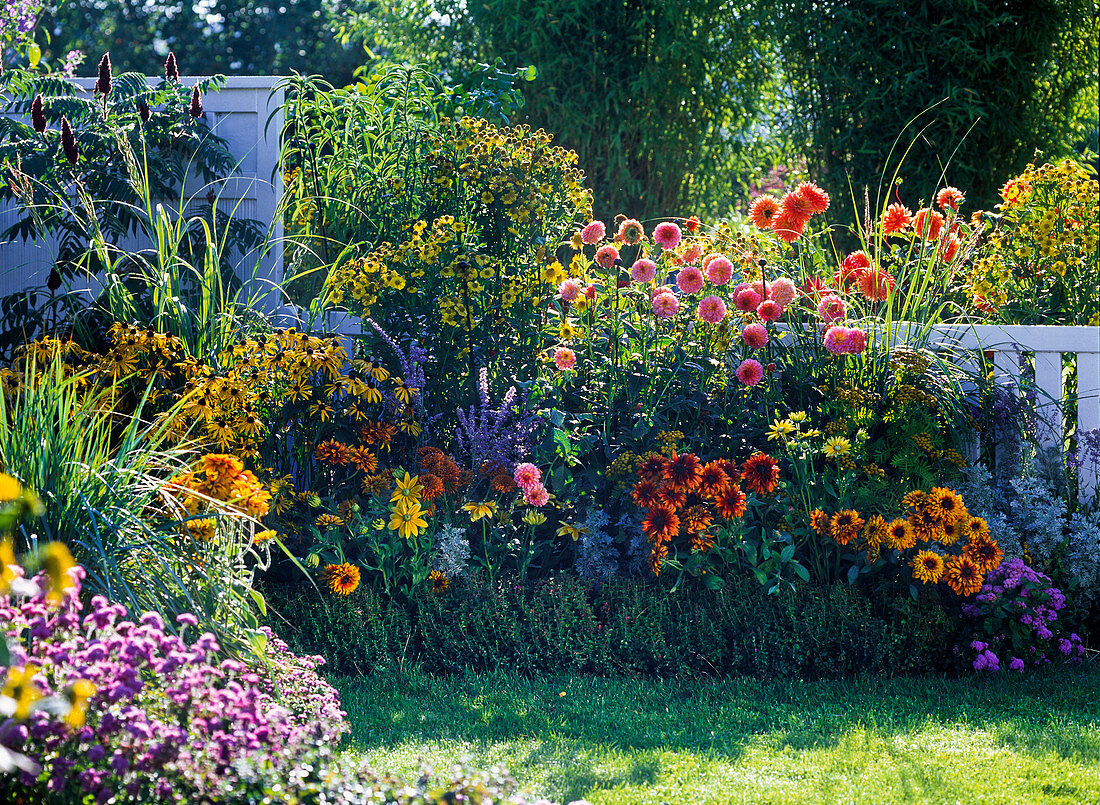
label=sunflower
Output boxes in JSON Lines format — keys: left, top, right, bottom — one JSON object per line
{"left": 909, "top": 511, "right": 942, "bottom": 543}
{"left": 911, "top": 550, "right": 945, "bottom": 584}
{"left": 321, "top": 562, "right": 360, "bottom": 596}
{"left": 714, "top": 484, "right": 747, "bottom": 520}
{"left": 830, "top": 510, "right": 865, "bottom": 546}
{"left": 741, "top": 453, "right": 781, "bottom": 496}
{"left": 939, "top": 518, "right": 961, "bottom": 546}
{"left": 810, "top": 509, "right": 829, "bottom": 536}
{"left": 631, "top": 479, "right": 663, "bottom": 509}
{"left": 689, "top": 531, "right": 715, "bottom": 552}
{"left": 682, "top": 504, "right": 713, "bottom": 534}
{"left": 638, "top": 453, "right": 670, "bottom": 483}
{"left": 642, "top": 505, "right": 680, "bottom": 545}
{"left": 964, "top": 534, "right": 1004, "bottom": 573}
{"left": 885, "top": 518, "right": 916, "bottom": 550}
{"left": 657, "top": 485, "right": 687, "bottom": 510}
{"left": 314, "top": 439, "right": 350, "bottom": 465}
{"left": 665, "top": 453, "right": 704, "bottom": 493}
{"left": 648, "top": 543, "right": 669, "bottom": 576}
{"left": 928, "top": 487, "right": 967, "bottom": 522}
{"left": 961, "top": 516, "right": 991, "bottom": 541}
{"left": 944, "top": 555, "right": 983, "bottom": 597}
{"left": 901, "top": 490, "right": 927, "bottom": 512}
{"left": 350, "top": 448, "right": 378, "bottom": 474}
{"left": 316, "top": 513, "right": 344, "bottom": 530}
{"left": 429, "top": 570, "right": 450, "bottom": 594}
{"left": 698, "top": 462, "right": 730, "bottom": 499}
{"left": 863, "top": 514, "right": 888, "bottom": 548}
{"left": 389, "top": 499, "right": 427, "bottom": 539}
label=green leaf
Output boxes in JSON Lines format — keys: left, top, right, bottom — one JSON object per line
{"left": 27, "top": 43, "right": 41, "bottom": 68}
{"left": 780, "top": 544, "right": 795, "bottom": 563}
{"left": 792, "top": 563, "right": 810, "bottom": 582}
{"left": 847, "top": 565, "right": 860, "bottom": 585}
{"left": 248, "top": 588, "right": 267, "bottom": 616}
{"left": 552, "top": 428, "right": 571, "bottom": 456}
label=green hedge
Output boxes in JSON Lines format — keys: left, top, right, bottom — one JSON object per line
{"left": 263, "top": 575, "right": 954, "bottom": 679}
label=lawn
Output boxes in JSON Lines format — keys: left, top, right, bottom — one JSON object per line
{"left": 334, "top": 667, "right": 1100, "bottom": 805}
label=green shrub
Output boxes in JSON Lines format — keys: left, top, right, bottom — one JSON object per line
{"left": 264, "top": 573, "right": 955, "bottom": 679}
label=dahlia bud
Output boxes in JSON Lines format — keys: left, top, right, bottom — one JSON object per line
{"left": 138, "top": 100, "right": 151, "bottom": 123}
{"left": 31, "top": 95, "right": 46, "bottom": 133}
{"left": 46, "top": 267, "right": 62, "bottom": 291}
{"left": 94, "top": 53, "right": 112, "bottom": 96}
{"left": 188, "top": 86, "right": 203, "bottom": 118}
{"left": 60, "top": 116, "right": 78, "bottom": 166}
{"left": 164, "top": 52, "right": 179, "bottom": 83}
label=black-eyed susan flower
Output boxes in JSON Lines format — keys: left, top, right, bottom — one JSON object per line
{"left": 462, "top": 501, "right": 497, "bottom": 522}
{"left": 321, "top": 562, "right": 360, "bottom": 596}
{"left": 388, "top": 499, "right": 427, "bottom": 539}
{"left": 911, "top": 550, "right": 945, "bottom": 583}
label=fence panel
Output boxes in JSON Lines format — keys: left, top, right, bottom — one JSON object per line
{"left": 0, "top": 75, "right": 285, "bottom": 310}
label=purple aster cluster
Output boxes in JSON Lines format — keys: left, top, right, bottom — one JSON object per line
{"left": 0, "top": 0, "right": 42, "bottom": 44}
{"left": 0, "top": 566, "right": 350, "bottom": 803}
{"left": 456, "top": 367, "right": 542, "bottom": 476}
{"left": 960, "top": 557, "right": 1084, "bottom": 673}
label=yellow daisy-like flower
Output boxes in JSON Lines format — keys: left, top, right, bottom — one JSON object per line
{"left": 390, "top": 472, "right": 423, "bottom": 506}
{"left": 822, "top": 436, "right": 851, "bottom": 458}
{"left": 789, "top": 411, "right": 808, "bottom": 423}
{"left": 462, "top": 501, "right": 498, "bottom": 522}
{"left": 522, "top": 510, "right": 547, "bottom": 526}
{"left": 388, "top": 499, "right": 427, "bottom": 539}
{"left": 767, "top": 419, "right": 796, "bottom": 441}
{"left": 321, "top": 562, "right": 360, "bottom": 596}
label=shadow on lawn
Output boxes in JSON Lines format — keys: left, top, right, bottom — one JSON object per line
{"left": 336, "top": 666, "right": 1100, "bottom": 766}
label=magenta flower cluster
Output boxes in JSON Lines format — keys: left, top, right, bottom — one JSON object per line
{"left": 0, "top": 566, "right": 349, "bottom": 803}
{"left": 960, "top": 557, "right": 1084, "bottom": 673}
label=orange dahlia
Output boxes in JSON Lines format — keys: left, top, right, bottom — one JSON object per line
{"left": 829, "top": 510, "right": 865, "bottom": 546}
{"left": 642, "top": 505, "right": 680, "bottom": 545}
{"left": 714, "top": 484, "right": 747, "bottom": 520}
{"left": 666, "top": 453, "right": 704, "bottom": 493}
{"left": 741, "top": 453, "right": 780, "bottom": 496}
{"left": 749, "top": 195, "right": 781, "bottom": 229}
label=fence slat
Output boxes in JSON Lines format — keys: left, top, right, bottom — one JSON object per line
{"left": 1032, "top": 351, "right": 1063, "bottom": 450}
{"left": 1078, "top": 349, "right": 1100, "bottom": 498}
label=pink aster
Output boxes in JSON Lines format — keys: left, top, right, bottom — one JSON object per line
{"left": 553, "top": 347, "right": 576, "bottom": 371}
{"left": 523, "top": 483, "right": 550, "bottom": 507}
{"left": 756, "top": 300, "right": 783, "bottom": 322}
{"left": 817, "top": 293, "right": 846, "bottom": 323}
{"left": 696, "top": 295, "right": 727, "bottom": 323}
{"left": 558, "top": 278, "right": 583, "bottom": 302}
{"left": 514, "top": 462, "right": 542, "bottom": 490}
{"left": 736, "top": 358, "right": 765, "bottom": 386}
{"left": 652, "top": 292, "right": 680, "bottom": 319}
{"left": 631, "top": 258, "right": 657, "bottom": 283}
{"left": 676, "top": 266, "right": 705, "bottom": 295}
{"left": 581, "top": 221, "right": 606, "bottom": 245}
{"left": 595, "top": 244, "right": 620, "bottom": 269}
{"left": 705, "top": 255, "right": 734, "bottom": 286}
{"left": 653, "top": 222, "right": 682, "bottom": 250}
{"left": 767, "top": 277, "right": 797, "bottom": 307}
{"left": 741, "top": 322, "right": 769, "bottom": 349}
{"left": 733, "top": 286, "right": 762, "bottom": 313}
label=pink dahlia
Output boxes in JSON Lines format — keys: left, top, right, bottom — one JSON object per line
{"left": 653, "top": 222, "right": 682, "bottom": 250}
{"left": 736, "top": 358, "right": 765, "bottom": 386}
{"left": 823, "top": 326, "right": 867, "bottom": 355}
{"left": 697, "top": 295, "right": 727, "bottom": 323}
{"left": 558, "top": 278, "right": 583, "bottom": 302}
{"left": 817, "top": 293, "right": 846, "bottom": 324}
{"left": 733, "top": 286, "right": 762, "bottom": 313}
{"left": 767, "top": 277, "right": 797, "bottom": 307}
{"left": 553, "top": 347, "right": 577, "bottom": 371}
{"left": 595, "top": 244, "right": 620, "bottom": 269}
{"left": 514, "top": 462, "right": 542, "bottom": 490}
{"left": 676, "top": 242, "right": 703, "bottom": 265}
{"left": 523, "top": 483, "right": 550, "bottom": 507}
{"left": 756, "top": 300, "right": 783, "bottom": 322}
{"left": 631, "top": 258, "right": 657, "bottom": 283}
{"left": 676, "top": 266, "right": 705, "bottom": 295}
{"left": 652, "top": 292, "right": 680, "bottom": 319}
{"left": 705, "top": 255, "right": 734, "bottom": 286}
{"left": 581, "top": 221, "right": 606, "bottom": 245}
{"left": 741, "top": 322, "right": 769, "bottom": 349}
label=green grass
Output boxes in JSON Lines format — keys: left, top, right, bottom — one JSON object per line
{"left": 333, "top": 667, "right": 1100, "bottom": 805}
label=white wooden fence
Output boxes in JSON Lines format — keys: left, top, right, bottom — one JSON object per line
{"left": 930, "top": 324, "right": 1100, "bottom": 498}
{"left": 0, "top": 76, "right": 285, "bottom": 310}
